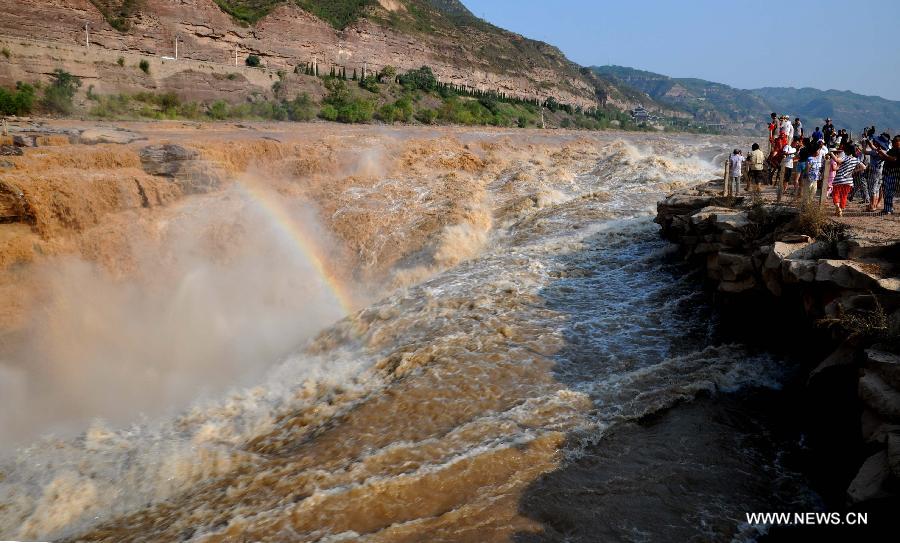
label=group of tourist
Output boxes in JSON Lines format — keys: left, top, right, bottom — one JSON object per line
{"left": 727, "top": 113, "right": 898, "bottom": 217}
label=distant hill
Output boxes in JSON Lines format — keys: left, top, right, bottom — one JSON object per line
{"left": 750, "top": 87, "right": 900, "bottom": 134}
{"left": 591, "top": 65, "right": 900, "bottom": 134}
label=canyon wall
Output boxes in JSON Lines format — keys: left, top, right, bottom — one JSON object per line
{"left": 0, "top": 0, "right": 611, "bottom": 110}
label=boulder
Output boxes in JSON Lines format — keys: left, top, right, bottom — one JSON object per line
{"left": 174, "top": 161, "right": 223, "bottom": 195}
{"left": 815, "top": 260, "right": 882, "bottom": 290}
{"left": 847, "top": 449, "right": 892, "bottom": 503}
{"left": 139, "top": 144, "right": 200, "bottom": 177}
{"left": 764, "top": 241, "right": 814, "bottom": 270}
{"left": 866, "top": 349, "right": 900, "bottom": 391}
{"left": 839, "top": 238, "right": 899, "bottom": 260}
{"left": 720, "top": 229, "right": 743, "bottom": 247}
{"left": 690, "top": 206, "right": 749, "bottom": 231}
{"left": 0, "top": 145, "right": 23, "bottom": 156}
{"left": 139, "top": 145, "right": 222, "bottom": 195}
{"left": 858, "top": 372, "right": 900, "bottom": 420}
{"left": 12, "top": 135, "right": 33, "bottom": 147}
{"left": 719, "top": 277, "right": 756, "bottom": 293}
{"left": 860, "top": 408, "right": 899, "bottom": 444}
{"left": 888, "top": 431, "right": 900, "bottom": 479}
{"left": 778, "top": 233, "right": 811, "bottom": 243}
{"left": 716, "top": 252, "right": 753, "bottom": 281}
{"left": 782, "top": 259, "right": 817, "bottom": 283}
{"left": 80, "top": 128, "right": 144, "bottom": 145}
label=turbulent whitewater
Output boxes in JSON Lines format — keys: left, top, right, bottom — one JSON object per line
{"left": 0, "top": 128, "right": 810, "bottom": 542}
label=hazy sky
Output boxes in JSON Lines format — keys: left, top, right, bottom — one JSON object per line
{"left": 461, "top": 0, "right": 900, "bottom": 101}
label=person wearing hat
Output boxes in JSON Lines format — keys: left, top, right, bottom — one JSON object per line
{"left": 777, "top": 137, "right": 797, "bottom": 202}
{"left": 780, "top": 115, "right": 794, "bottom": 142}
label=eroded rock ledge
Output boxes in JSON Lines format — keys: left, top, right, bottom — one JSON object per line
{"left": 656, "top": 180, "right": 900, "bottom": 508}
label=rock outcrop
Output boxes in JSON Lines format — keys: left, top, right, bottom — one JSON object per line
{"left": 139, "top": 144, "right": 222, "bottom": 194}
{"left": 657, "top": 180, "right": 900, "bottom": 509}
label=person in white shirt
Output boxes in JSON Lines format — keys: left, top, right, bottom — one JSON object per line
{"left": 728, "top": 149, "right": 744, "bottom": 197}
{"left": 777, "top": 140, "right": 797, "bottom": 202}
{"left": 780, "top": 115, "right": 794, "bottom": 142}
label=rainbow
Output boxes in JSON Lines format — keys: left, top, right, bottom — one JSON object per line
{"left": 232, "top": 179, "right": 358, "bottom": 318}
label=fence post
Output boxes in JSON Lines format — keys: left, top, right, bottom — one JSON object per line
{"left": 819, "top": 159, "right": 832, "bottom": 207}
{"left": 723, "top": 158, "right": 730, "bottom": 196}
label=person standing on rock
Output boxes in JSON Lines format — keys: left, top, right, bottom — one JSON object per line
{"left": 828, "top": 142, "right": 866, "bottom": 217}
{"left": 748, "top": 143, "right": 765, "bottom": 192}
{"left": 871, "top": 134, "right": 900, "bottom": 215}
{"left": 728, "top": 149, "right": 744, "bottom": 197}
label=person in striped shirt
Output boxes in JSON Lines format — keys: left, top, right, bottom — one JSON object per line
{"left": 828, "top": 142, "right": 867, "bottom": 217}
{"left": 871, "top": 135, "right": 900, "bottom": 215}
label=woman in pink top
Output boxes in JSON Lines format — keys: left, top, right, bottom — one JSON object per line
{"left": 827, "top": 154, "right": 838, "bottom": 197}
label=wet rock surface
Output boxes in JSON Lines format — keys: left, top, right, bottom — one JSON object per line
{"left": 139, "top": 144, "right": 222, "bottom": 194}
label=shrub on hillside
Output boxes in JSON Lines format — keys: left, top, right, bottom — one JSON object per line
{"left": 284, "top": 93, "right": 315, "bottom": 121}
{"left": 245, "top": 55, "right": 261, "bottom": 67}
{"left": 319, "top": 104, "right": 338, "bottom": 122}
{"left": 398, "top": 66, "right": 437, "bottom": 92}
{"left": 138, "top": 59, "right": 150, "bottom": 74}
{"left": 358, "top": 75, "right": 379, "bottom": 93}
{"left": 42, "top": 69, "right": 81, "bottom": 115}
{"left": 415, "top": 108, "right": 437, "bottom": 124}
{"left": 377, "top": 65, "right": 396, "bottom": 83}
{"left": 0, "top": 82, "right": 36, "bottom": 116}
{"left": 207, "top": 100, "right": 228, "bottom": 120}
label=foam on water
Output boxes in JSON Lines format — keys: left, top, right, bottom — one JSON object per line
{"left": 1, "top": 132, "right": 800, "bottom": 542}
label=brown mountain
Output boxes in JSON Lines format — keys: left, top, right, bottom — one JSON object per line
{"left": 0, "top": 0, "right": 682, "bottom": 114}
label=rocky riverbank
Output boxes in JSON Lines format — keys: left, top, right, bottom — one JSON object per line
{"left": 656, "top": 180, "right": 900, "bottom": 513}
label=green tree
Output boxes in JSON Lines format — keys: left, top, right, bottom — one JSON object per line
{"left": 138, "top": 59, "right": 150, "bottom": 74}
{"left": 245, "top": 55, "right": 261, "bottom": 67}
{"left": 398, "top": 66, "right": 437, "bottom": 92}
{"left": 42, "top": 69, "right": 81, "bottom": 114}
{"left": 377, "top": 65, "right": 396, "bottom": 83}
{"left": 284, "top": 93, "right": 314, "bottom": 121}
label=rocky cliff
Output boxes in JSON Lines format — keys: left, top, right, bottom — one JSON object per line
{"left": 657, "top": 181, "right": 900, "bottom": 511}
{"left": 0, "top": 0, "right": 663, "bottom": 112}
